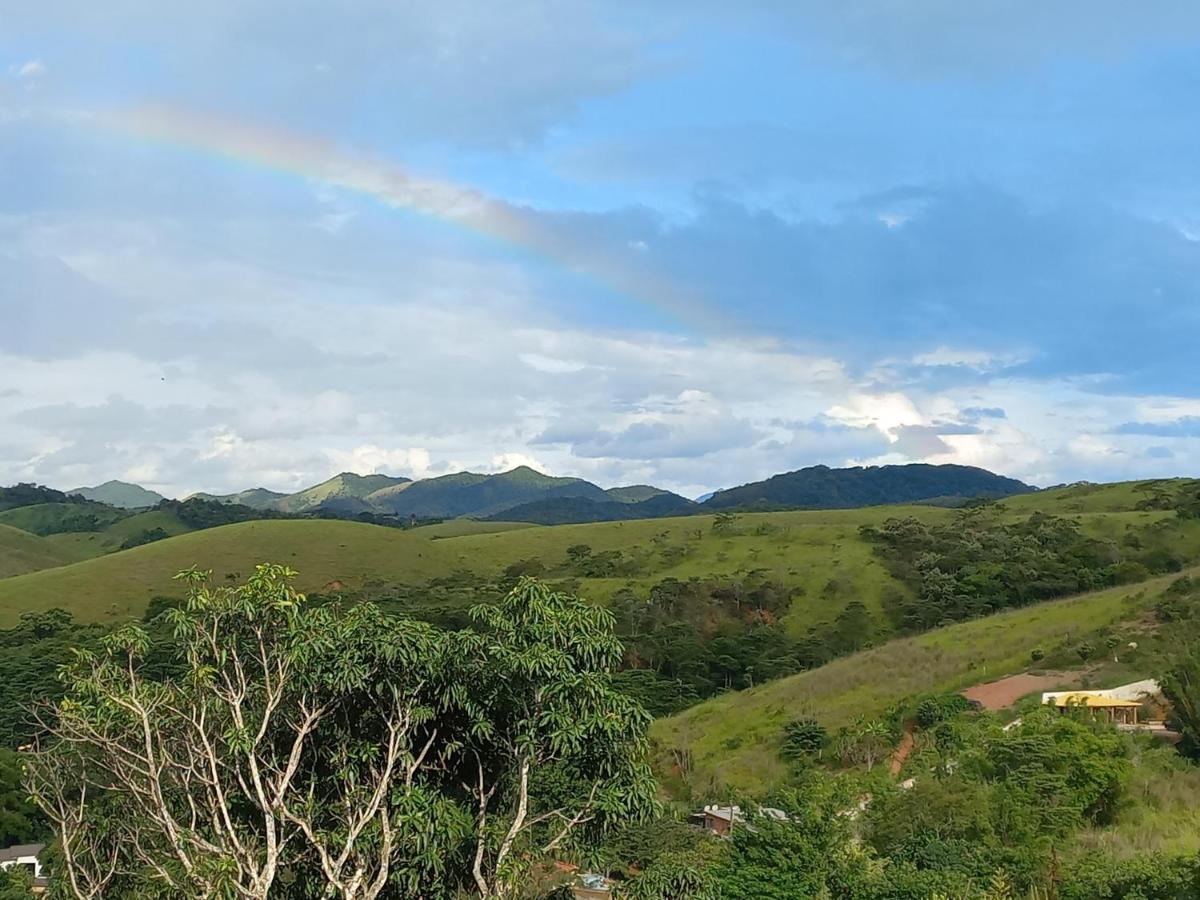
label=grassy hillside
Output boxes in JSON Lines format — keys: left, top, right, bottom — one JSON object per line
{"left": 4, "top": 482, "right": 1195, "bottom": 633}
{"left": 0, "top": 506, "right": 944, "bottom": 628}
{"left": 0, "top": 520, "right": 464, "bottom": 625}
{"left": 651, "top": 571, "right": 1184, "bottom": 797}
{"left": 414, "top": 520, "right": 537, "bottom": 539}
{"left": 0, "top": 501, "right": 127, "bottom": 534}
{"left": 0, "top": 524, "right": 76, "bottom": 578}
{"left": 1004, "top": 477, "right": 1199, "bottom": 514}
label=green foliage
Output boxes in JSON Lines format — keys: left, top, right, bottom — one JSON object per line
{"left": 0, "top": 610, "right": 108, "bottom": 749}
{"left": 915, "top": 693, "right": 973, "bottom": 729}
{"left": 0, "top": 867, "right": 34, "bottom": 900}
{"left": 0, "top": 748, "right": 42, "bottom": 846}
{"left": 155, "top": 496, "right": 283, "bottom": 529}
{"left": 711, "top": 777, "right": 874, "bottom": 898}
{"left": 119, "top": 526, "right": 169, "bottom": 550}
{"left": 862, "top": 509, "right": 1183, "bottom": 632}
{"left": 780, "top": 717, "right": 828, "bottom": 759}
{"left": 0, "top": 483, "right": 82, "bottom": 512}
{"left": 1160, "top": 639, "right": 1200, "bottom": 758}
{"left": 704, "top": 463, "right": 1032, "bottom": 512}
{"left": 1057, "top": 852, "right": 1200, "bottom": 899}
{"left": 26, "top": 568, "right": 656, "bottom": 898}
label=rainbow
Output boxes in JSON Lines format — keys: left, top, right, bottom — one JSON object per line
{"left": 85, "top": 104, "right": 721, "bottom": 328}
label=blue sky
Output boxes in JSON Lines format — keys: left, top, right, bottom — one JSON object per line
{"left": 3, "top": 1, "right": 1200, "bottom": 497}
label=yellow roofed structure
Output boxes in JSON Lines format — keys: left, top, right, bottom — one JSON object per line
{"left": 1052, "top": 694, "right": 1140, "bottom": 709}
{"left": 1050, "top": 693, "right": 1141, "bottom": 725}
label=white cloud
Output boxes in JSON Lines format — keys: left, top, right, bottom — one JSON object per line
{"left": 13, "top": 59, "right": 46, "bottom": 80}
{"left": 4, "top": 211, "right": 1200, "bottom": 498}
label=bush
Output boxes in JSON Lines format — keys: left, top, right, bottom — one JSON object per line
{"left": 1030, "top": 647, "right": 1045, "bottom": 662}
{"left": 916, "top": 693, "right": 972, "bottom": 729}
{"left": 780, "top": 718, "right": 827, "bottom": 759}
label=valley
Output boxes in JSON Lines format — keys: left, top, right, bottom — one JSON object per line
{"left": 4, "top": 468, "right": 1200, "bottom": 897}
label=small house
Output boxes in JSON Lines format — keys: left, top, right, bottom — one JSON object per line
{"left": 1050, "top": 693, "right": 1142, "bottom": 725}
{"left": 0, "top": 842, "right": 47, "bottom": 889}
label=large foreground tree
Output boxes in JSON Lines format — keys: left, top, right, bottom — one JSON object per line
{"left": 26, "top": 566, "right": 654, "bottom": 899}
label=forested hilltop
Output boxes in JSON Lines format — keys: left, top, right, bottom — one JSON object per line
{"left": 2, "top": 477, "right": 1200, "bottom": 896}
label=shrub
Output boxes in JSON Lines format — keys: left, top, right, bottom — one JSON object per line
{"left": 780, "top": 718, "right": 827, "bottom": 759}
{"left": 916, "top": 694, "right": 972, "bottom": 730}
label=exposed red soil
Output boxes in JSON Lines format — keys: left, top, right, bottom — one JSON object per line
{"left": 889, "top": 725, "right": 915, "bottom": 775}
{"left": 962, "top": 671, "right": 1083, "bottom": 710}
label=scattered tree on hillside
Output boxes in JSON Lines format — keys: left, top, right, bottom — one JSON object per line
{"left": 1161, "top": 641, "right": 1200, "bottom": 758}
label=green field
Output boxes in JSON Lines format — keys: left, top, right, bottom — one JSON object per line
{"left": 651, "top": 570, "right": 1187, "bottom": 797}
{"left": 0, "top": 501, "right": 127, "bottom": 535}
{"left": 0, "top": 480, "right": 1195, "bottom": 632}
{"left": 0, "top": 524, "right": 76, "bottom": 578}
{"left": 0, "top": 520, "right": 462, "bottom": 624}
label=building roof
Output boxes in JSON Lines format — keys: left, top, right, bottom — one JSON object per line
{"left": 0, "top": 843, "right": 45, "bottom": 863}
{"left": 1052, "top": 694, "right": 1141, "bottom": 708}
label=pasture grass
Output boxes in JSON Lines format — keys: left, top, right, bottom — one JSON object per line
{"left": 650, "top": 570, "right": 1190, "bottom": 798}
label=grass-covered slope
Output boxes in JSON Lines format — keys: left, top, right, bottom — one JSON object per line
{"left": 651, "top": 571, "right": 1184, "bottom": 796}
{"left": 0, "top": 524, "right": 76, "bottom": 578}
{"left": 0, "top": 501, "right": 127, "bottom": 534}
{"left": 0, "top": 507, "right": 938, "bottom": 628}
{"left": 0, "top": 520, "right": 462, "bottom": 625}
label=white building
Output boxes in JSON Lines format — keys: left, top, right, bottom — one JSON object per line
{"left": 0, "top": 842, "right": 45, "bottom": 880}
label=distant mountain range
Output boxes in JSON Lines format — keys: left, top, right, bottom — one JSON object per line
{"left": 59, "top": 462, "right": 1035, "bottom": 524}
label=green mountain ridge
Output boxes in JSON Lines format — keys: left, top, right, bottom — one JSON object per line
{"left": 67, "top": 480, "right": 168, "bottom": 509}
{"left": 364, "top": 465, "right": 612, "bottom": 518}
{"left": 273, "top": 472, "right": 412, "bottom": 514}
{"left": 188, "top": 487, "right": 289, "bottom": 509}
{"left": 705, "top": 462, "right": 1034, "bottom": 510}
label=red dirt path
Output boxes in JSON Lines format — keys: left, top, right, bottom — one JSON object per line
{"left": 962, "top": 671, "right": 1083, "bottom": 710}
{"left": 889, "top": 725, "right": 915, "bottom": 775}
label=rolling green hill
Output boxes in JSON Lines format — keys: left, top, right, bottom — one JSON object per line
{"left": 68, "top": 479, "right": 167, "bottom": 508}
{"left": 0, "top": 520, "right": 461, "bottom": 624}
{"left": 0, "top": 501, "right": 128, "bottom": 535}
{"left": 704, "top": 462, "right": 1034, "bottom": 510}
{"left": 484, "top": 491, "right": 697, "bottom": 524}
{"left": 651, "top": 570, "right": 1186, "bottom": 796}
{"left": 3, "top": 477, "right": 1195, "bottom": 629}
{"left": 0, "top": 524, "right": 76, "bottom": 578}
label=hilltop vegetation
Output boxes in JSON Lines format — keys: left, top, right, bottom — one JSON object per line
{"left": 705, "top": 462, "right": 1034, "bottom": 510}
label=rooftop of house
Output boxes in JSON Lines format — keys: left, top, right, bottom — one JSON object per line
{"left": 0, "top": 843, "right": 45, "bottom": 864}
{"left": 1051, "top": 694, "right": 1142, "bottom": 708}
